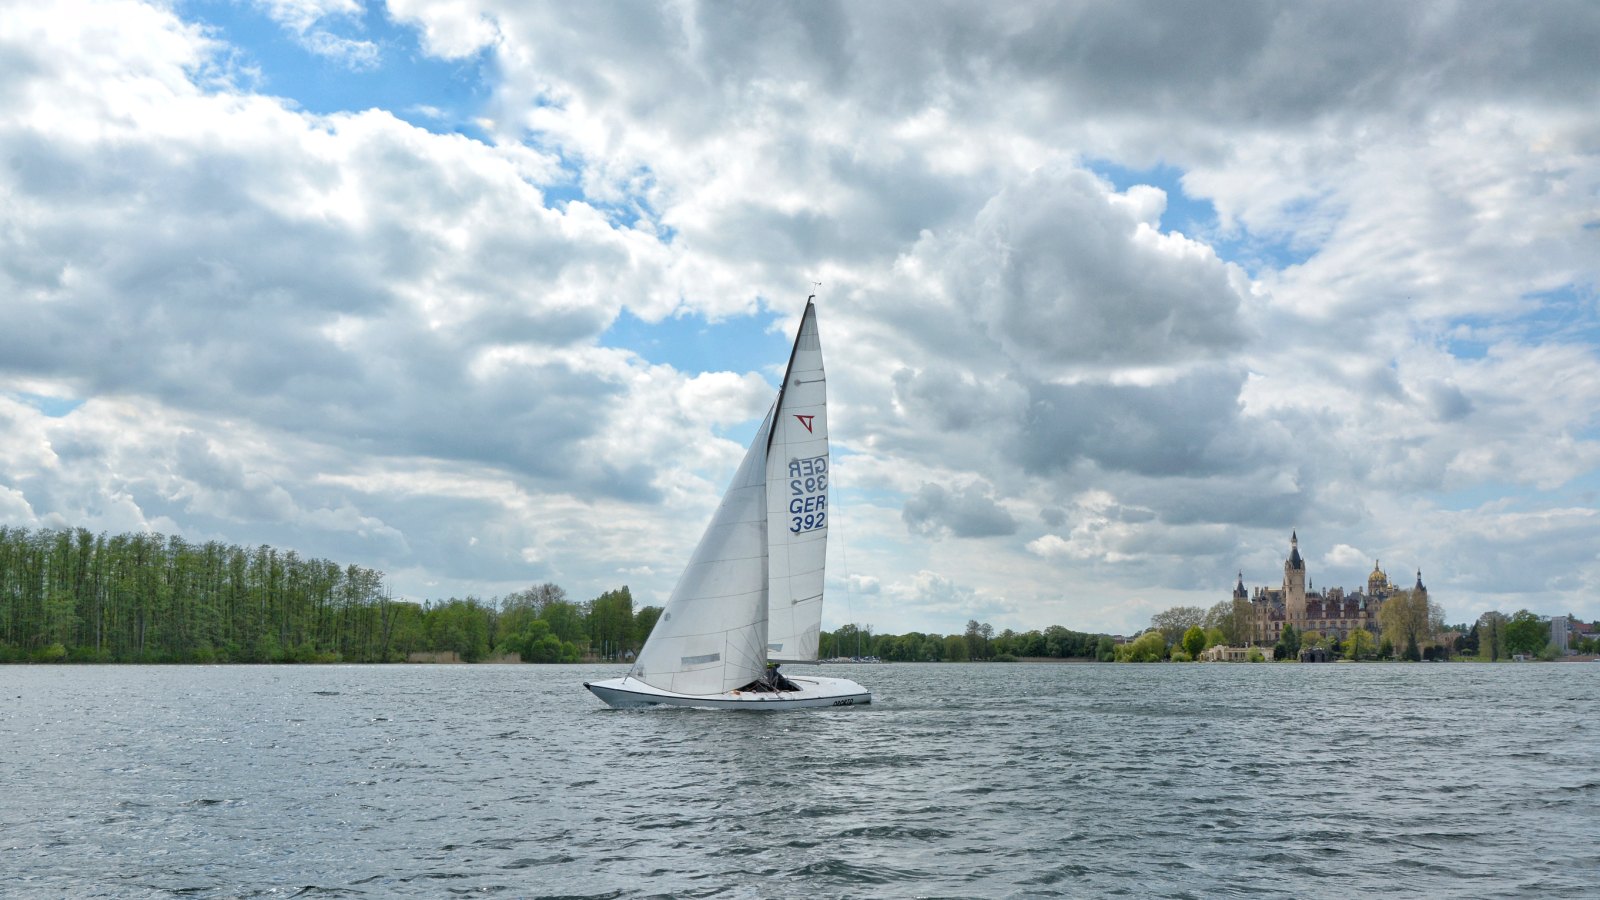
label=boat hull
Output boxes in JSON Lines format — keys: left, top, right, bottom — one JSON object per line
{"left": 585, "top": 674, "right": 871, "bottom": 710}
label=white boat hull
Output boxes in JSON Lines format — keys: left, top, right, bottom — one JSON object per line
{"left": 585, "top": 674, "right": 871, "bottom": 710}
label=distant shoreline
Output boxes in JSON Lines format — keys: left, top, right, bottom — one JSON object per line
{"left": 3, "top": 654, "right": 1595, "bottom": 667}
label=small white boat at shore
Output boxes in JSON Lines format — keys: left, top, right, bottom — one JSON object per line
{"left": 585, "top": 297, "right": 870, "bottom": 711}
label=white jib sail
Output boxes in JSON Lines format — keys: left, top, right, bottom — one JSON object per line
{"left": 765, "top": 301, "right": 828, "bottom": 664}
{"left": 628, "top": 405, "right": 774, "bottom": 695}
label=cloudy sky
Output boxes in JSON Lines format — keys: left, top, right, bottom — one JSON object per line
{"left": 3, "top": 1, "right": 1598, "bottom": 635}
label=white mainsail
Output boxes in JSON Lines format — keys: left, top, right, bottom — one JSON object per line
{"left": 765, "top": 302, "right": 828, "bottom": 663}
{"left": 628, "top": 405, "right": 775, "bottom": 696}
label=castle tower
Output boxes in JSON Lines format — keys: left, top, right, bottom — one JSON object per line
{"left": 1414, "top": 569, "right": 1426, "bottom": 596}
{"left": 1283, "top": 531, "right": 1307, "bottom": 626}
{"left": 1233, "top": 572, "right": 1248, "bottom": 602}
{"left": 1368, "top": 560, "right": 1389, "bottom": 597}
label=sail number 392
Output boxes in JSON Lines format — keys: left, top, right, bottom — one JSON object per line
{"left": 787, "top": 455, "right": 828, "bottom": 533}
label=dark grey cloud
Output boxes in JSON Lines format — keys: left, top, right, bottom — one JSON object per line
{"left": 884, "top": 363, "right": 1256, "bottom": 482}
{"left": 1015, "top": 369, "right": 1250, "bottom": 478}
{"left": 902, "top": 481, "right": 1017, "bottom": 539}
{"left": 1423, "top": 381, "right": 1474, "bottom": 423}
{"left": 478, "top": 2, "right": 1600, "bottom": 175}
{"left": 1120, "top": 473, "right": 1311, "bottom": 532}
{"left": 890, "top": 366, "right": 1021, "bottom": 434}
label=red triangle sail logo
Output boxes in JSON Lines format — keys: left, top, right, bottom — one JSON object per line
{"left": 794, "top": 414, "right": 815, "bottom": 433}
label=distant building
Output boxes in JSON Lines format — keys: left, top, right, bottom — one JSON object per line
{"left": 1201, "top": 644, "right": 1257, "bottom": 662}
{"left": 1551, "top": 616, "right": 1570, "bottom": 654}
{"left": 1235, "top": 532, "right": 1428, "bottom": 644}
{"left": 1573, "top": 621, "right": 1595, "bottom": 644}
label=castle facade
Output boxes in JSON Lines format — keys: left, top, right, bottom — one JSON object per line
{"left": 1235, "top": 532, "right": 1427, "bottom": 644}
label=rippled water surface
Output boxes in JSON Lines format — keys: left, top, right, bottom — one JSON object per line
{"left": 3, "top": 662, "right": 1596, "bottom": 898}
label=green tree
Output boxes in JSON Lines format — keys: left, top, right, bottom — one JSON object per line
{"left": 586, "top": 587, "right": 635, "bottom": 660}
{"left": 942, "top": 634, "right": 969, "bottom": 661}
{"left": 427, "top": 598, "right": 491, "bottom": 662}
{"left": 508, "top": 619, "right": 578, "bottom": 663}
{"left": 1345, "top": 628, "right": 1375, "bottom": 660}
{"left": 1503, "top": 609, "right": 1547, "bottom": 656}
{"left": 963, "top": 619, "right": 994, "bottom": 660}
{"left": 1095, "top": 635, "right": 1115, "bottom": 661}
{"left": 539, "top": 598, "right": 588, "bottom": 648}
{"left": 1275, "top": 623, "right": 1300, "bottom": 660}
{"left": 1017, "top": 630, "right": 1048, "bottom": 658}
{"left": 1150, "top": 606, "right": 1207, "bottom": 645}
{"left": 1378, "top": 589, "right": 1444, "bottom": 660}
{"left": 1181, "top": 624, "right": 1206, "bottom": 659}
{"left": 634, "top": 606, "right": 662, "bottom": 650}
{"left": 1205, "top": 597, "right": 1258, "bottom": 646}
{"left": 1115, "top": 630, "right": 1167, "bottom": 662}
{"left": 1476, "top": 611, "right": 1507, "bottom": 661}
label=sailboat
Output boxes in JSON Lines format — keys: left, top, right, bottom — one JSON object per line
{"left": 585, "top": 297, "right": 872, "bottom": 710}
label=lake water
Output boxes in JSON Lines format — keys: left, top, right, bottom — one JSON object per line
{"left": 2, "top": 662, "right": 1595, "bottom": 898}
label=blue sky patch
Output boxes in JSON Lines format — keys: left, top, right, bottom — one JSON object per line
{"left": 1086, "top": 161, "right": 1217, "bottom": 237}
{"left": 14, "top": 393, "right": 83, "bottom": 418}
{"left": 181, "top": 0, "right": 493, "bottom": 138}
{"left": 1517, "top": 285, "right": 1600, "bottom": 346}
{"left": 1441, "top": 286, "right": 1597, "bottom": 361}
{"left": 601, "top": 306, "right": 815, "bottom": 448}
{"left": 1087, "top": 159, "right": 1315, "bottom": 275}
{"left": 600, "top": 307, "right": 789, "bottom": 378}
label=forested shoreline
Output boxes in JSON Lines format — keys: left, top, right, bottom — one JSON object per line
{"left": 0, "top": 527, "right": 646, "bottom": 664}
{"left": 0, "top": 526, "right": 1114, "bottom": 666}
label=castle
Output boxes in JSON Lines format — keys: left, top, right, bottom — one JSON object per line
{"left": 1235, "top": 532, "right": 1427, "bottom": 644}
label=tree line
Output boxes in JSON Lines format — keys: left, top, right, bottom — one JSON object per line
{"left": 0, "top": 527, "right": 658, "bottom": 664}
{"left": 1456, "top": 609, "right": 1596, "bottom": 660}
{"left": 2, "top": 526, "right": 1131, "bottom": 667}
{"left": 17, "top": 525, "right": 1581, "bottom": 667}
{"left": 819, "top": 619, "right": 1116, "bottom": 662}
